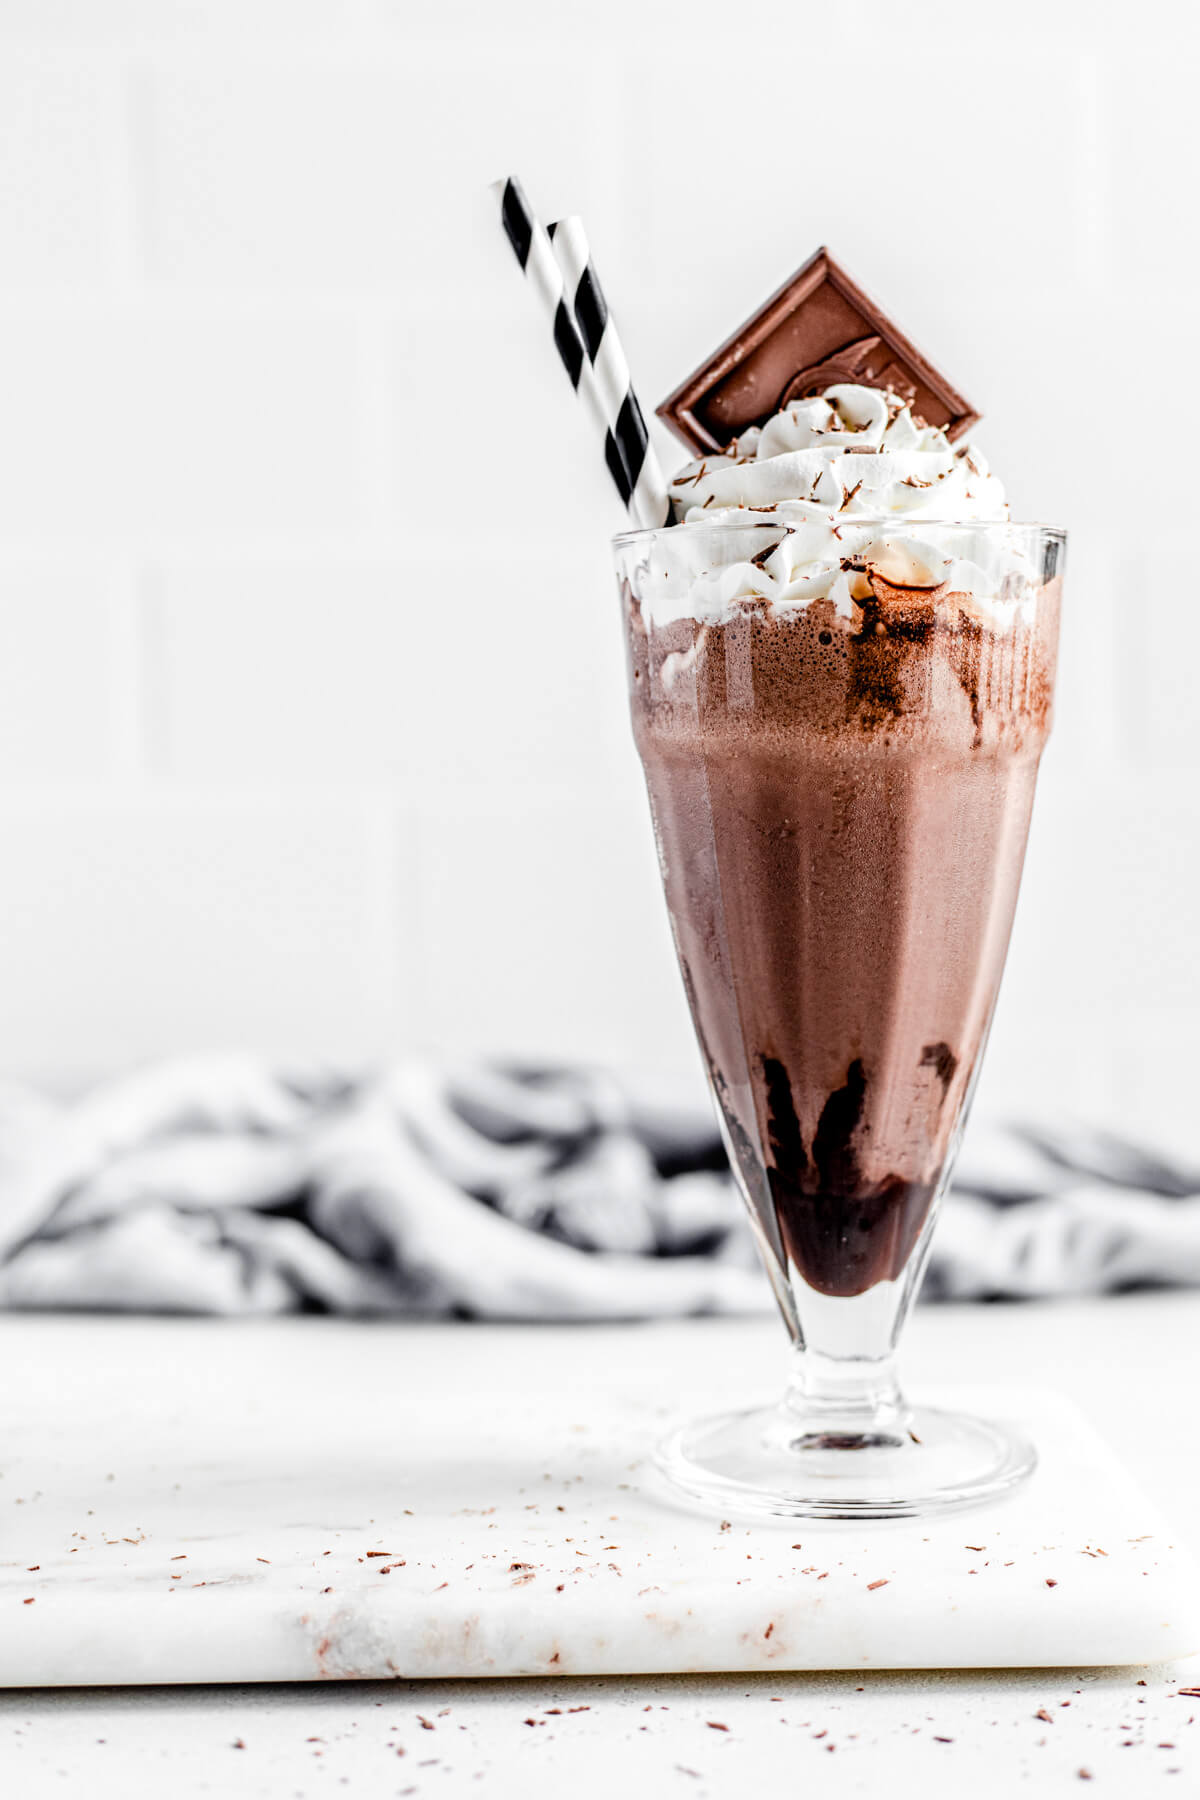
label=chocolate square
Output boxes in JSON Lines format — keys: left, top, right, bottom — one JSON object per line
{"left": 657, "top": 247, "right": 979, "bottom": 456}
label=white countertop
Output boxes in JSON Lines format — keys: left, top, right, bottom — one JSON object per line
{"left": 1, "top": 1293, "right": 1198, "bottom": 1797}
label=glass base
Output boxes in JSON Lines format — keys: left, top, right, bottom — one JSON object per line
{"left": 654, "top": 1399, "right": 1036, "bottom": 1521}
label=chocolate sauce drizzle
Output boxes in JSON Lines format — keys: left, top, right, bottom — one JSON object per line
{"left": 760, "top": 1050, "right": 954, "bottom": 1298}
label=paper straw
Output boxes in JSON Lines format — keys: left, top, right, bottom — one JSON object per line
{"left": 494, "top": 176, "right": 633, "bottom": 512}
{"left": 493, "top": 176, "right": 665, "bottom": 525}
{"left": 548, "top": 215, "right": 670, "bottom": 530}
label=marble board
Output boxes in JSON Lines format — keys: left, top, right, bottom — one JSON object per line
{"left": 1, "top": 1314, "right": 1197, "bottom": 1683}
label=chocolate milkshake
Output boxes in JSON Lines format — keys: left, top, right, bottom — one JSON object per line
{"left": 494, "top": 190, "right": 1062, "bottom": 1508}
{"left": 609, "top": 247, "right": 1064, "bottom": 1513}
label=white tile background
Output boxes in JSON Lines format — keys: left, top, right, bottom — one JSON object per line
{"left": 0, "top": 0, "right": 1194, "bottom": 1128}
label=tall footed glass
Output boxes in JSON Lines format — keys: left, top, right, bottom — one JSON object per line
{"left": 616, "top": 518, "right": 1063, "bottom": 1518}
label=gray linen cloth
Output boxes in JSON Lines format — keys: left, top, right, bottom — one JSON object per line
{"left": 0, "top": 1055, "right": 1197, "bottom": 1318}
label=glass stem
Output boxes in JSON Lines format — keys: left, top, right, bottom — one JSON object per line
{"left": 784, "top": 1279, "right": 915, "bottom": 1434}
{"left": 785, "top": 1343, "right": 909, "bottom": 1433}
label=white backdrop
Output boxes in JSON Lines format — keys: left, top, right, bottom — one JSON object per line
{"left": 0, "top": 0, "right": 1193, "bottom": 1132}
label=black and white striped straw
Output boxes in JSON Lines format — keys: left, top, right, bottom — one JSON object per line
{"left": 493, "top": 176, "right": 669, "bottom": 530}
{"left": 548, "top": 214, "right": 670, "bottom": 530}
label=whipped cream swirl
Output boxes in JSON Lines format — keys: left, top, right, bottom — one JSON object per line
{"left": 641, "top": 384, "right": 1033, "bottom": 630}
{"left": 670, "top": 384, "right": 1005, "bottom": 524}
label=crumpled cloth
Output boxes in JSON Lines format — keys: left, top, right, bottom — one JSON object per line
{"left": 0, "top": 1055, "right": 1196, "bottom": 1318}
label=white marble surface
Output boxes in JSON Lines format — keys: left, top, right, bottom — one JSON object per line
{"left": 1, "top": 1312, "right": 1198, "bottom": 1685}
{"left": 1, "top": 1296, "right": 1199, "bottom": 1795}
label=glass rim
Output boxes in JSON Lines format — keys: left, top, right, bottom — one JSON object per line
{"left": 612, "top": 516, "right": 1068, "bottom": 552}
